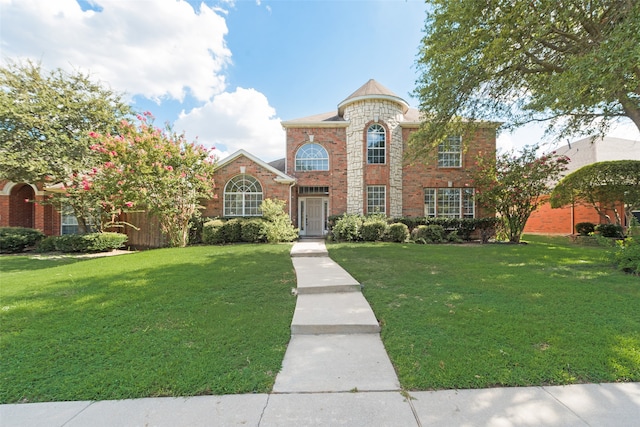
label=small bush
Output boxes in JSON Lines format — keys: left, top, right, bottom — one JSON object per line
{"left": 386, "top": 223, "right": 410, "bottom": 243}
{"left": 446, "top": 231, "right": 463, "bottom": 243}
{"left": 0, "top": 227, "right": 45, "bottom": 253}
{"left": 261, "top": 199, "right": 298, "bottom": 243}
{"left": 36, "top": 236, "right": 58, "bottom": 252}
{"left": 610, "top": 238, "right": 640, "bottom": 275}
{"left": 575, "top": 222, "right": 596, "bottom": 236}
{"left": 361, "top": 218, "right": 388, "bottom": 242}
{"left": 332, "top": 214, "right": 363, "bottom": 242}
{"left": 596, "top": 223, "right": 624, "bottom": 238}
{"left": 241, "top": 219, "right": 267, "bottom": 243}
{"left": 202, "top": 219, "right": 226, "bottom": 244}
{"left": 412, "top": 224, "right": 445, "bottom": 243}
{"left": 220, "top": 219, "right": 243, "bottom": 243}
{"left": 85, "top": 233, "right": 128, "bottom": 252}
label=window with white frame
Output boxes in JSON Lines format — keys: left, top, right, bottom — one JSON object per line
{"left": 367, "top": 185, "right": 386, "bottom": 214}
{"left": 224, "top": 174, "right": 263, "bottom": 217}
{"left": 424, "top": 188, "right": 475, "bottom": 218}
{"left": 295, "top": 143, "right": 329, "bottom": 171}
{"left": 61, "top": 204, "right": 95, "bottom": 234}
{"left": 367, "top": 124, "right": 386, "bottom": 164}
{"left": 437, "top": 136, "right": 462, "bottom": 167}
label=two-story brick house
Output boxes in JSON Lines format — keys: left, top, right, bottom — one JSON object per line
{"left": 204, "top": 79, "right": 497, "bottom": 237}
{"left": 1, "top": 79, "right": 497, "bottom": 242}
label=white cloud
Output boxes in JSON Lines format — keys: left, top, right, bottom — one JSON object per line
{"left": 175, "top": 87, "right": 285, "bottom": 162}
{"left": 1, "top": 0, "right": 231, "bottom": 102}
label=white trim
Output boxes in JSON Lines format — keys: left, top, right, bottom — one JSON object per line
{"left": 217, "top": 149, "right": 296, "bottom": 184}
{"left": 0, "top": 181, "right": 45, "bottom": 196}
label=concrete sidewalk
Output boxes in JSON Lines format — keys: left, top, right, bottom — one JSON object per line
{"left": 2, "top": 239, "right": 639, "bottom": 426}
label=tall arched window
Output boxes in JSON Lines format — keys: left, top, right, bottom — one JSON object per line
{"left": 224, "top": 174, "right": 263, "bottom": 216}
{"left": 367, "top": 123, "right": 386, "bottom": 164}
{"left": 295, "top": 143, "right": 329, "bottom": 171}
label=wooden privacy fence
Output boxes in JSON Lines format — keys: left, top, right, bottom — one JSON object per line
{"left": 121, "top": 211, "right": 167, "bottom": 249}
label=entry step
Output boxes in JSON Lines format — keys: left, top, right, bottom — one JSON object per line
{"left": 292, "top": 257, "right": 361, "bottom": 294}
{"left": 291, "top": 293, "right": 381, "bottom": 334}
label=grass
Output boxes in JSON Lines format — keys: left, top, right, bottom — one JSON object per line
{"left": 328, "top": 235, "right": 640, "bottom": 390}
{"left": 0, "top": 245, "right": 296, "bottom": 404}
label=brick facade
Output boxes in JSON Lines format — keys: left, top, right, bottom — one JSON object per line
{"left": 282, "top": 80, "right": 498, "bottom": 235}
{"left": 2, "top": 80, "right": 498, "bottom": 243}
{"left": 0, "top": 180, "right": 62, "bottom": 236}
{"left": 202, "top": 151, "right": 294, "bottom": 219}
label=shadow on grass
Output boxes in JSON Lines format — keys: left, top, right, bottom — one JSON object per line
{"left": 0, "top": 255, "right": 80, "bottom": 273}
{"left": 0, "top": 246, "right": 297, "bottom": 403}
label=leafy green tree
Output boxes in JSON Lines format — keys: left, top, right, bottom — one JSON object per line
{"left": 82, "top": 114, "right": 217, "bottom": 247}
{"left": 550, "top": 160, "right": 640, "bottom": 226}
{"left": 471, "top": 146, "right": 569, "bottom": 243}
{"left": 411, "top": 0, "right": 640, "bottom": 158}
{"left": 0, "top": 60, "right": 131, "bottom": 184}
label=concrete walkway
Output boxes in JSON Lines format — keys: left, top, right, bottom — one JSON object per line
{"left": 2, "top": 239, "right": 639, "bottom": 426}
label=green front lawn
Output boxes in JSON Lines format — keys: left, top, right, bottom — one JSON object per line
{"left": 328, "top": 235, "right": 640, "bottom": 390}
{"left": 0, "top": 245, "right": 296, "bottom": 404}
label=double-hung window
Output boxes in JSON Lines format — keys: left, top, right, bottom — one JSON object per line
{"left": 367, "top": 124, "right": 386, "bottom": 164}
{"left": 437, "top": 136, "right": 462, "bottom": 167}
{"left": 367, "top": 185, "right": 386, "bottom": 214}
{"left": 424, "top": 188, "right": 475, "bottom": 218}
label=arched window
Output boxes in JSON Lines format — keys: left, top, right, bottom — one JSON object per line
{"left": 295, "top": 143, "right": 329, "bottom": 171}
{"left": 224, "top": 174, "right": 263, "bottom": 216}
{"left": 367, "top": 123, "right": 386, "bottom": 164}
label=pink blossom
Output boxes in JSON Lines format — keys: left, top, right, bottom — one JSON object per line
{"left": 88, "top": 131, "right": 99, "bottom": 138}
{"left": 24, "top": 198, "right": 30, "bottom": 203}
{"left": 165, "top": 165, "right": 174, "bottom": 171}
{"left": 125, "top": 201, "right": 134, "bottom": 208}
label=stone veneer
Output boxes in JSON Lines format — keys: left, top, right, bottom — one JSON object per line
{"left": 342, "top": 99, "right": 405, "bottom": 216}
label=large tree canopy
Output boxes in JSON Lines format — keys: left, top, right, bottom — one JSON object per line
{"left": 550, "top": 160, "right": 640, "bottom": 225}
{"left": 0, "top": 60, "right": 132, "bottom": 184}
{"left": 411, "top": 0, "right": 640, "bottom": 158}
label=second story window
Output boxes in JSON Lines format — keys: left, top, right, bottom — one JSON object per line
{"left": 367, "top": 123, "right": 386, "bottom": 164}
{"left": 295, "top": 143, "right": 329, "bottom": 171}
{"left": 438, "top": 136, "right": 462, "bottom": 167}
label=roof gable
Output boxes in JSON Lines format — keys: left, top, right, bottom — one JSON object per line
{"left": 217, "top": 149, "right": 295, "bottom": 183}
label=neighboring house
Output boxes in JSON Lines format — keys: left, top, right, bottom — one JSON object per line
{"left": 204, "top": 79, "right": 497, "bottom": 236}
{"left": 1, "top": 79, "right": 498, "bottom": 243}
{"left": 524, "top": 136, "right": 640, "bottom": 234}
{"left": 0, "top": 181, "right": 62, "bottom": 235}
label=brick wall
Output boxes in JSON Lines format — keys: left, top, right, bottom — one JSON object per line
{"left": 525, "top": 197, "right": 626, "bottom": 234}
{"left": 286, "top": 127, "right": 348, "bottom": 222}
{"left": 202, "top": 155, "right": 291, "bottom": 218}
{"left": 400, "top": 127, "right": 496, "bottom": 218}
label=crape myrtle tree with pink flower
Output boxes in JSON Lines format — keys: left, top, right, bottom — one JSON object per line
{"left": 470, "top": 145, "right": 569, "bottom": 243}
{"left": 81, "top": 113, "right": 217, "bottom": 247}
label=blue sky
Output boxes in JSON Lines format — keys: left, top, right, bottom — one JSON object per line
{"left": 2, "top": 0, "right": 638, "bottom": 161}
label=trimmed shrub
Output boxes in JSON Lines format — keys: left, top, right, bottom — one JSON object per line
{"left": 332, "top": 214, "right": 364, "bottom": 242}
{"left": 38, "top": 232, "right": 127, "bottom": 253}
{"left": 575, "top": 222, "right": 596, "bottom": 236}
{"left": 596, "top": 223, "right": 624, "bottom": 238}
{"left": 36, "top": 236, "right": 58, "bottom": 252}
{"left": 86, "top": 233, "right": 128, "bottom": 252}
{"left": 202, "top": 219, "right": 226, "bottom": 244}
{"left": 386, "top": 223, "right": 410, "bottom": 243}
{"left": 220, "top": 218, "right": 243, "bottom": 243}
{"left": 0, "top": 227, "right": 45, "bottom": 253}
{"left": 361, "top": 218, "right": 388, "bottom": 242}
{"left": 241, "top": 219, "right": 267, "bottom": 243}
